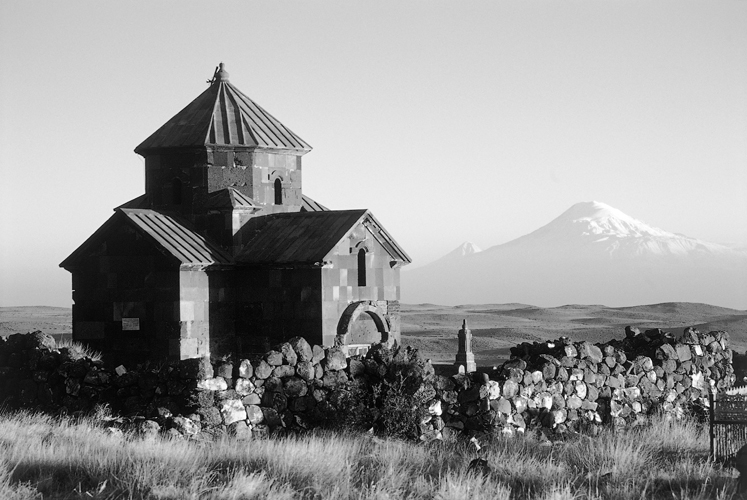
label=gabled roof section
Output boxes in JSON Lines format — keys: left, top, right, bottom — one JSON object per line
{"left": 362, "top": 212, "right": 411, "bottom": 264}
{"left": 235, "top": 210, "right": 366, "bottom": 265}
{"left": 135, "top": 63, "right": 312, "bottom": 155}
{"left": 60, "top": 209, "right": 232, "bottom": 270}
{"left": 121, "top": 209, "right": 232, "bottom": 264}
{"left": 300, "top": 195, "right": 329, "bottom": 212}
{"left": 205, "top": 188, "right": 260, "bottom": 210}
{"left": 235, "top": 210, "right": 411, "bottom": 266}
{"left": 115, "top": 194, "right": 149, "bottom": 210}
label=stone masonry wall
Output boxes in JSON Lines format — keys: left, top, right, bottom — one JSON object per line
{"left": 425, "top": 327, "right": 734, "bottom": 439}
{"left": 0, "top": 326, "right": 735, "bottom": 441}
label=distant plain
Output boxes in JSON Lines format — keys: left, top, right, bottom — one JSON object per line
{"left": 400, "top": 302, "right": 747, "bottom": 367}
{"left": 1, "top": 303, "right": 746, "bottom": 368}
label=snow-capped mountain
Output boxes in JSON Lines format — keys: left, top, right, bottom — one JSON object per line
{"left": 402, "top": 202, "right": 747, "bottom": 309}
{"left": 495, "top": 201, "right": 740, "bottom": 258}
{"left": 432, "top": 241, "right": 482, "bottom": 263}
{"left": 405, "top": 241, "right": 482, "bottom": 271}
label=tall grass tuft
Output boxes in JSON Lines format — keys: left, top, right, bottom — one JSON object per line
{"left": 0, "top": 410, "right": 742, "bottom": 499}
{"left": 56, "top": 338, "right": 103, "bottom": 362}
{"left": 0, "top": 459, "right": 40, "bottom": 500}
{"left": 435, "top": 472, "right": 512, "bottom": 500}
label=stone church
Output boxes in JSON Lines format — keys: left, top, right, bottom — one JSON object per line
{"left": 60, "top": 64, "right": 410, "bottom": 364}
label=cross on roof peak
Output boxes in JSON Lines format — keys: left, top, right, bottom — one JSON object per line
{"left": 208, "top": 62, "right": 229, "bottom": 84}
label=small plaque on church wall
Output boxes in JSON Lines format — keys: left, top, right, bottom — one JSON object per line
{"left": 122, "top": 318, "right": 140, "bottom": 331}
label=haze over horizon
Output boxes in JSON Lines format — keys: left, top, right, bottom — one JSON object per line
{"left": 1, "top": 1, "right": 745, "bottom": 308}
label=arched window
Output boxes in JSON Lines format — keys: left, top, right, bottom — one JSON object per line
{"left": 172, "top": 178, "right": 182, "bottom": 205}
{"left": 357, "top": 249, "right": 367, "bottom": 286}
{"left": 274, "top": 178, "right": 282, "bottom": 205}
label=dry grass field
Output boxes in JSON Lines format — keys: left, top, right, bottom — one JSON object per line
{"left": 0, "top": 410, "right": 740, "bottom": 500}
{"left": 0, "top": 307, "right": 72, "bottom": 342}
{"left": 1, "top": 304, "right": 747, "bottom": 498}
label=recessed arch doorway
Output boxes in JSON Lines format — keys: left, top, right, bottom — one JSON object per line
{"left": 336, "top": 301, "right": 390, "bottom": 355}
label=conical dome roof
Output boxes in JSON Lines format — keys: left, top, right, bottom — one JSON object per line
{"left": 135, "top": 63, "right": 311, "bottom": 155}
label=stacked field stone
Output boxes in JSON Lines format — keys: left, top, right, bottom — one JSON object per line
{"left": 0, "top": 332, "right": 434, "bottom": 440}
{"left": 0, "top": 326, "right": 736, "bottom": 441}
{"left": 420, "top": 327, "right": 734, "bottom": 438}
{"left": 188, "top": 336, "right": 356, "bottom": 440}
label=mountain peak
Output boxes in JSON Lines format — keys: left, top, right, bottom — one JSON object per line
{"left": 455, "top": 241, "right": 482, "bottom": 256}
{"left": 418, "top": 241, "right": 482, "bottom": 268}
{"left": 537, "top": 201, "right": 670, "bottom": 241}
{"left": 494, "top": 201, "right": 738, "bottom": 259}
{"left": 559, "top": 201, "right": 638, "bottom": 223}
{"left": 441, "top": 241, "right": 482, "bottom": 260}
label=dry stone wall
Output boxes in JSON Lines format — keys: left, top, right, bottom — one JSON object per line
{"left": 0, "top": 326, "right": 736, "bottom": 441}
{"left": 424, "top": 327, "right": 734, "bottom": 439}
{"left": 0, "top": 332, "right": 366, "bottom": 439}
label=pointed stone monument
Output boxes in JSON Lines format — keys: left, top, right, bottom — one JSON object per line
{"left": 454, "top": 319, "right": 476, "bottom": 373}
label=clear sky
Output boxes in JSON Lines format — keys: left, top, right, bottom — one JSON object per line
{"left": 1, "top": 1, "right": 745, "bottom": 307}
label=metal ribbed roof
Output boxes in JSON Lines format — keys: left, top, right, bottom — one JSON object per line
{"left": 135, "top": 63, "right": 311, "bottom": 155}
{"left": 300, "top": 195, "right": 329, "bottom": 212}
{"left": 116, "top": 194, "right": 149, "bottom": 210}
{"left": 235, "top": 210, "right": 411, "bottom": 266}
{"left": 205, "top": 188, "right": 259, "bottom": 210}
{"left": 121, "top": 209, "right": 232, "bottom": 265}
{"left": 236, "top": 210, "right": 368, "bottom": 265}
{"left": 60, "top": 209, "right": 232, "bottom": 270}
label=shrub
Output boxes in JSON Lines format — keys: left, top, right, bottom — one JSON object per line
{"left": 373, "top": 371, "right": 431, "bottom": 439}
{"left": 337, "top": 344, "right": 433, "bottom": 440}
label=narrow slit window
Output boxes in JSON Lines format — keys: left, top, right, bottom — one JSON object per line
{"left": 172, "top": 178, "right": 182, "bottom": 205}
{"left": 357, "top": 249, "right": 367, "bottom": 286}
{"left": 274, "top": 178, "right": 282, "bottom": 205}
